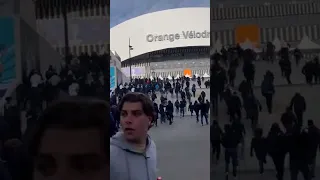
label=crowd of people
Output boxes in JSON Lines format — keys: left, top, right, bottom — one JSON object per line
{"left": 110, "top": 76, "right": 211, "bottom": 136}
{"left": 212, "top": 42, "right": 320, "bottom": 86}
{"left": 210, "top": 42, "right": 320, "bottom": 180}
{"left": 0, "top": 52, "right": 109, "bottom": 180}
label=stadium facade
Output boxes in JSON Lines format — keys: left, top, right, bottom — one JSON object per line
{"left": 35, "top": 0, "right": 110, "bottom": 56}
{"left": 211, "top": 1, "right": 320, "bottom": 46}
{"left": 110, "top": 8, "right": 210, "bottom": 78}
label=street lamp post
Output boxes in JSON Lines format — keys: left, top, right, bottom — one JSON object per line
{"left": 129, "top": 38, "right": 133, "bottom": 82}
{"left": 62, "top": 2, "right": 70, "bottom": 62}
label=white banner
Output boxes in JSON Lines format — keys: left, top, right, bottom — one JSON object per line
{"left": 121, "top": 67, "right": 146, "bottom": 77}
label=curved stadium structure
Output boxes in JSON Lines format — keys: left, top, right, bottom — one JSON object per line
{"left": 211, "top": 0, "right": 320, "bottom": 47}
{"left": 110, "top": 8, "right": 210, "bottom": 78}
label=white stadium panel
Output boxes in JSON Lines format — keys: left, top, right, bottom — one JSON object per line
{"left": 110, "top": 8, "right": 210, "bottom": 61}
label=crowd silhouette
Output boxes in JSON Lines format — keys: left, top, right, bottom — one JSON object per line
{"left": 0, "top": 52, "right": 109, "bottom": 180}
{"left": 211, "top": 42, "right": 320, "bottom": 180}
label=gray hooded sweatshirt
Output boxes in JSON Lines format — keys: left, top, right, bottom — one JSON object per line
{"left": 110, "top": 132, "right": 157, "bottom": 180}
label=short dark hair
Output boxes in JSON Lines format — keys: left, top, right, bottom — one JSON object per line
{"left": 25, "top": 97, "right": 109, "bottom": 157}
{"left": 118, "top": 92, "right": 154, "bottom": 117}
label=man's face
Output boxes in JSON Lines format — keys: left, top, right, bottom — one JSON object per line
{"left": 120, "top": 102, "right": 151, "bottom": 143}
{"left": 33, "top": 128, "right": 108, "bottom": 180}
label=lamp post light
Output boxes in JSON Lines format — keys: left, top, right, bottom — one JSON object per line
{"left": 128, "top": 38, "right": 133, "bottom": 82}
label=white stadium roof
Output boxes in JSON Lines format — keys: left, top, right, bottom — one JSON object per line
{"left": 110, "top": 8, "right": 210, "bottom": 61}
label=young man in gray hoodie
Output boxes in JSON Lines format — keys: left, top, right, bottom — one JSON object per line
{"left": 110, "top": 92, "right": 157, "bottom": 180}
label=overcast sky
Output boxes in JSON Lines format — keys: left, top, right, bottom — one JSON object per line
{"left": 110, "top": 0, "right": 210, "bottom": 27}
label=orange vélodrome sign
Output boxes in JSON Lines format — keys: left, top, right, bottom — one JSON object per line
{"left": 235, "top": 25, "right": 260, "bottom": 47}
{"left": 183, "top": 68, "right": 192, "bottom": 77}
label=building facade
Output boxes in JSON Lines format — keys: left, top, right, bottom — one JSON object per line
{"left": 211, "top": 1, "right": 320, "bottom": 46}
{"left": 35, "top": 0, "right": 110, "bottom": 56}
{"left": 110, "top": 8, "right": 210, "bottom": 77}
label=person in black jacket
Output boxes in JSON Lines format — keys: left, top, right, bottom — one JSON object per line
{"left": 179, "top": 100, "right": 185, "bottom": 118}
{"left": 174, "top": 100, "right": 179, "bottom": 115}
{"left": 261, "top": 71, "right": 275, "bottom": 114}
{"left": 159, "top": 103, "right": 166, "bottom": 123}
{"left": 200, "top": 101, "right": 208, "bottom": 126}
{"left": 304, "top": 119, "right": 320, "bottom": 178}
{"left": 288, "top": 126, "right": 310, "bottom": 180}
{"left": 110, "top": 113, "right": 117, "bottom": 138}
{"left": 166, "top": 101, "right": 174, "bottom": 125}
{"left": 267, "top": 123, "right": 286, "bottom": 180}
{"left": 188, "top": 102, "right": 194, "bottom": 116}
{"left": 211, "top": 120, "right": 223, "bottom": 163}
{"left": 153, "top": 103, "right": 159, "bottom": 127}
{"left": 290, "top": 93, "right": 306, "bottom": 129}
{"left": 232, "top": 119, "right": 246, "bottom": 159}
{"left": 194, "top": 101, "right": 200, "bottom": 123}
{"left": 280, "top": 107, "right": 297, "bottom": 133}
{"left": 111, "top": 105, "right": 120, "bottom": 129}
{"left": 250, "top": 128, "right": 267, "bottom": 174}
{"left": 221, "top": 124, "right": 240, "bottom": 179}
{"left": 229, "top": 92, "right": 242, "bottom": 122}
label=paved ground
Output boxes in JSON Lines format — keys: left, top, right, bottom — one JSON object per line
{"left": 212, "top": 84, "right": 320, "bottom": 179}
{"left": 234, "top": 60, "right": 306, "bottom": 86}
{"left": 149, "top": 87, "right": 211, "bottom": 180}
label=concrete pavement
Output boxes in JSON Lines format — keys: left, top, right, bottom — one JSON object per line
{"left": 234, "top": 60, "right": 305, "bottom": 87}
{"left": 149, "top": 87, "right": 211, "bottom": 180}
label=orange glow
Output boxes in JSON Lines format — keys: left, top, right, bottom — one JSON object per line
{"left": 183, "top": 69, "right": 192, "bottom": 76}
{"left": 235, "top": 25, "right": 260, "bottom": 47}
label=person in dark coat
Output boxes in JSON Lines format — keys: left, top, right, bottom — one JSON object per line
{"left": 288, "top": 126, "right": 310, "bottom": 180}
{"left": 221, "top": 124, "right": 240, "bottom": 179}
{"left": 188, "top": 102, "right": 194, "bottom": 116}
{"left": 290, "top": 93, "right": 306, "bottom": 128}
{"left": 261, "top": 71, "right": 275, "bottom": 114}
{"left": 229, "top": 92, "right": 242, "bottom": 122}
{"left": 302, "top": 60, "right": 314, "bottom": 85}
{"left": 153, "top": 103, "right": 159, "bottom": 127}
{"left": 109, "top": 113, "right": 117, "bottom": 138}
{"left": 200, "top": 101, "right": 208, "bottom": 126}
{"left": 267, "top": 123, "right": 286, "bottom": 180}
{"left": 211, "top": 120, "right": 223, "bottom": 163}
{"left": 194, "top": 101, "right": 200, "bottom": 123}
{"left": 245, "top": 93, "right": 262, "bottom": 131}
{"left": 238, "top": 80, "right": 252, "bottom": 118}
{"left": 280, "top": 107, "right": 297, "bottom": 133}
{"left": 166, "top": 101, "right": 174, "bottom": 125}
{"left": 304, "top": 119, "right": 320, "bottom": 178}
{"left": 250, "top": 128, "right": 267, "bottom": 175}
